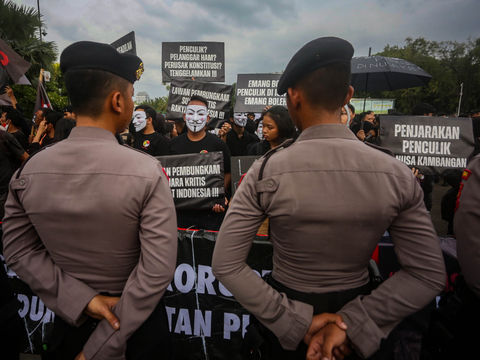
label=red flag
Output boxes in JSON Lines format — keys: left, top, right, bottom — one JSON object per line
{"left": 0, "top": 38, "right": 31, "bottom": 84}
{"left": 34, "top": 76, "right": 52, "bottom": 114}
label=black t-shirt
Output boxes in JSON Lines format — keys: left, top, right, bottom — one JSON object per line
{"left": 10, "top": 130, "right": 28, "bottom": 151}
{"left": 245, "top": 119, "right": 256, "bottom": 135}
{"left": 226, "top": 128, "right": 259, "bottom": 156}
{"left": 0, "top": 131, "right": 26, "bottom": 193}
{"left": 133, "top": 131, "right": 170, "bottom": 156}
{"left": 247, "top": 140, "right": 271, "bottom": 156}
{"left": 170, "top": 132, "right": 231, "bottom": 173}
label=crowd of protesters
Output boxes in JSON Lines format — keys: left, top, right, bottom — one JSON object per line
{"left": 0, "top": 36, "right": 479, "bottom": 360}
{"left": 1, "top": 84, "right": 480, "bottom": 229}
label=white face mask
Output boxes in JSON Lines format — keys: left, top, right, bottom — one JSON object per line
{"left": 233, "top": 112, "right": 248, "bottom": 127}
{"left": 132, "top": 111, "right": 147, "bottom": 132}
{"left": 185, "top": 105, "right": 208, "bottom": 132}
{"left": 256, "top": 120, "right": 263, "bottom": 139}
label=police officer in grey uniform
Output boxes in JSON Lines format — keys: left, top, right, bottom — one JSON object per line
{"left": 454, "top": 155, "right": 480, "bottom": 299}
{"left": 2, "top": 42, "right": 177, "bottom": 360}
{"left": 447, "top": 154, "right": 480, "bottom": 358}
{"left": 212, "top": 37, "right": 446, "bottom": 360}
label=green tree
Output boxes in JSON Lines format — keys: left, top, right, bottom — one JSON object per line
{"left": 0, "top": 0, "right": 67, "bottom": 116}
{"left": 138, "top": 96, "right": 169, "bottom": 113}
{"left": 0, "top": 0, "right": 57, "bottom": 80}
{"left": 362, "top": 37, "right": 480, "bottom": 114}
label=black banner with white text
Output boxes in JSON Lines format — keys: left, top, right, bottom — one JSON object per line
{"left": 166, "top": 79, "right": 232, "bottom": 120}
{"left": 162, "top": 42, "right": 225, "bottom": 82}
{"left": 156, "top": 152, "right": 225, "bottom": 210}
{"left": 110, "top": 31, "right": 137, "bottom": 55}
{"left": 380, "top": 116, "right": 475, "bottom": 176}
{"left": 234, "top": 73, "right": 286, "bottom": 113}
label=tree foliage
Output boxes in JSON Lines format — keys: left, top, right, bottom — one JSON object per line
{"left": 357, "top": 37, "right": 480, "bottom": 114}
{"left": 137, "top": 96, "right": 169, "bottom": 113}
{"left": 0, "top": 0, "right": 57, "bottom": 80}
{"left": 0, "top": 0, "right": 67, "bottom": 116}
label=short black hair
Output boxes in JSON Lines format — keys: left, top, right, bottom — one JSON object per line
{"left": 188, "top": 95, "right": 209, "bottom": 108}
{"left": 164, "top": 121, "right": 174, "bottom": 135}
{"left": 296, "top": 62, "right": 351, "bottom": 113}
{"left": 65, "top": 69, "right": 130, "bottom": 118}
{"left": 263, "top": 105, "right": 296, "bottom": 143}
{"left": 153, "top": 113, "right": 165, "bottom": 134}
{"left": 347, "top": 103, "right": 355, "bottom": 114}
{"left": 4, "top": 107, "right": 22, "bottom": 127}
{"left": 134, "top": 104, "right": 157, "bottom": 121}
{"left": 45, "top": 111, "right": 63, "bottom": 129}
{"left": 411, "top": 103, "right": 436, "bottom": 116}
{"left": 247, "top": 112, "right": 255, "bottom": 118}
{"left": 54, "top": 118, "right": 76, "bottom": 142}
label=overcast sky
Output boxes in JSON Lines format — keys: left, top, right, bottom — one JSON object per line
{"left": 18, "top": 0, "right": 480, "bottom": 100}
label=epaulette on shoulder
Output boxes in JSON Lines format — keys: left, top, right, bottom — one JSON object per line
{"left": 256, "top": 138, "right": 296, "bottom": 206}
{"left": 15, "top": 142, "right": 59, "bottom": 179}
{"left": 364, "top": 142, "right": 395, "bottom": 157}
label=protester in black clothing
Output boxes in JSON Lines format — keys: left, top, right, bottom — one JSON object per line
{"left": 153, "top": 113, "right": 166, "bottom": 135}
{"left": 225, "top": 111, "right": 259, "bottom": 156}
{"left": 164, "top": 121, "right": 178, "bottom": 139}
{"left": 244, "top": 112, "right": 257, "bottom": 134}
{"left": 170, "top": 95, "right": 231, "bottom": 230}
{"left": 411, "top": 102, "right": 436, "bottom": 116}
{"left": 63, "top": 104, "right": 76, "bottom": 119}
{"left": 173, "top": 118, "right": 188, "bottom": 136}
{"left": 3, "top": 107, "right": 28, "bottom": 151}
{"left": 29, "top": 111, "right": 62, "bottom": 153}
{"left": 247, "top": 105, "right": 296, "bottom": 155}
{"left": 412, "top": 102, "right": 436, "bottom": 211}
{"left": 131, "top": 105, "right": 170, "bottom": 156}
{"left": 0, "top": 130, "right": 28, "bottom": 218}
{"left": 54, "top": 117, "right": 76, "bottom": 142}
{"left": 2, "top": 87, "right": 32, "bottom": 138}
{"left": 351, "top": 120, "right": 380, "bottom": 145}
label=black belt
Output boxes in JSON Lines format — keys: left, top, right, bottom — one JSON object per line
{"left": 267, "top": 274, "right": 373, "bottom": 314}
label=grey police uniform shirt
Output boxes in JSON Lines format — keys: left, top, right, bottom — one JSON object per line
{"left": 212, "top": 124, "right": 446, "bottom": 358}
{"left": 2, "top": 127, "right": 177, "bottom": 360}
{"left": 454, "top": 154, "right": 480, "bottom": 299}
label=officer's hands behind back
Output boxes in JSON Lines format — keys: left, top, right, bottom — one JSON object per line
{"left": 84, "top": 294, "right": 121, "bottom": 330}
{"left": 303, "top": 313, "right": 351, "bottom": 360}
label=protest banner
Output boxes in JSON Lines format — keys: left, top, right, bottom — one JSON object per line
{"left": 3, "top": 226, "right": 459, "bottom": 359}
{"left": 230, "top": 156, "right": 261, "bottom": 195}
{"left": 157, "top": 152, "right": 225, "bottom": 210}
{"left": 380, "top": 116, "right": 475, "bottom": 176}
{"left": 162, "top": 42, "right": 225, "bottom": 82}
{"left": 234, "top": 73, "right": 286, "bottom": 113}
{"left": 110, "top": 31, "right": 137, "bottom": 55}
{"left": 166, "top": 79, "right": 232, "bottom": 120}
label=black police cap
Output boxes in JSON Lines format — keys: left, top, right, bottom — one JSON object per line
{"left": 277, "top": 37, "right": 354, "bottom": 95}
{"left": 60, "top": 41, "right": 144, "bottom": 84}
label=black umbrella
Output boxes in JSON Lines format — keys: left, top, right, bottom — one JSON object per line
{"left": 351, "top": 56, "right": 433, "bottom": 111}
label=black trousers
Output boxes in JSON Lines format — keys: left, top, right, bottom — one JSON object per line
{"left": 251, "top": 276, "right": 373, "bottom": 360}
{"left": 42, "top": 297, "right": 173, "bottom": 360}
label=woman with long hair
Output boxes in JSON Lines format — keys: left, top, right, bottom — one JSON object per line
{"left": 247, "top": 106, "right": 296, "bottom": 155}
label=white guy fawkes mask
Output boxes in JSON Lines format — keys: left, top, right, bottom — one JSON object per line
{"left": 233, "top": 112, "right": 248, "bottom": 127}
{"left": 132, "top": 111, "right": 147, "bottom": 132}
{"left": 256, "top": 120, "right": 263, "bottom": 140}
{"left": 185, "top": 105, "right": 208, "bottom": 132}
